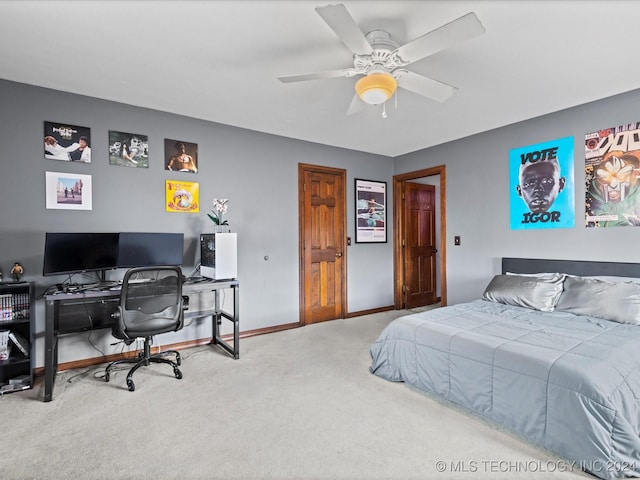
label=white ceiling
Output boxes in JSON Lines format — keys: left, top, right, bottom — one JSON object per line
{"left": 2, "top": 1, "right": 640, "bottom": 158}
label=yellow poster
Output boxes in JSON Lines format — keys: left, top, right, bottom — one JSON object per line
{"left": 165, "top": 180, "right": 199, "bottom": 213}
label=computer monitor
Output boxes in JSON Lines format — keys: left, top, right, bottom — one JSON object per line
{"left": 43, "top": 232, "right": 120, "bottom": 276}
{"left": 117, "top": 232, "right": 184, "bottom": 268}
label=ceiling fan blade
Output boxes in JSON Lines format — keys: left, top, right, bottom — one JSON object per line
{"left": 394, "top": 12, "right": 485, "bottom": 65}
{"left": 315, "top": 4, "right": 373, "bottom": 56}
{"left": 396, "top": 70, "right": 457, "bottom": 103}
{"left": 278, "top": 68, "right": 355, "bottom": 83}
{"left": 346, "top": 93, "right": 367, "bottom": 116}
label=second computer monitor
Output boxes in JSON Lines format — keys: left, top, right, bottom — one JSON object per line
{"left": 117, "top": 232, "right": 184, "bottom": 268}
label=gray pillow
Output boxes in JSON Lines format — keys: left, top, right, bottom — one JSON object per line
{"left": 482, "top": 274, "right": 565, "bottom": 312}
{"left": 555, "top": 276, "right": 640, "bottom": 324}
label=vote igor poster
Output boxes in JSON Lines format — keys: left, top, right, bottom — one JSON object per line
{"left": 509, "top": 136, "right": 575, "bottom": 230}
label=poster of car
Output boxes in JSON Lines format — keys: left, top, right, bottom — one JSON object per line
{"left": 509, "top": 136, "right": 575, "bottom": 230}
{"left": 585, "top": 122, "right": 640, "bottom": 227}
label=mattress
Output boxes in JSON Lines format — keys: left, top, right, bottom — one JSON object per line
{"left": 370, "top": 299, "right": 640, "bottom": 479}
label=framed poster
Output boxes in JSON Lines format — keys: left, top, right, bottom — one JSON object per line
{"left": 355, "top": 178, "right": 386, "bottom": 243}
{"left": 585, "top": 122, "right": 640, "bottom": 227}
{"left": 44, "top": 121, "right": 91, "bottom": 163}
{"left": 45, "top": 171, "right": 92, "bottom": 210}
{"left": 165, "top": 139, "right": 198, "bottom": 173}
{"left": 165, "top": 180, "right": 199, "bottom": 213}
{"left": 108, "top": 130, "right": 149, "bottom": 168}
{"left": 509, "top": 136, "right": 575, "bottom": 230}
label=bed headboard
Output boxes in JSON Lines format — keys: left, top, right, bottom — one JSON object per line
{"left": 502, "top": 257, "right": 640, "bottom": 278}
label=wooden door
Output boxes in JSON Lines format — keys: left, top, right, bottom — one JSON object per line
{"left": 402, "top": 181, "right": 437, "bottom": 308}
{"left": 299, "top": 164, "right": 346, "bottom": 324}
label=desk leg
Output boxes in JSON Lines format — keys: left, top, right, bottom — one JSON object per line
{"left": 233, "top": 283, "right": 239, "bottom": 359}
{"left": 213, "top": 288, "right": 221, "bottom": 346}
{"left": 210, "top": 285, "right": 240, "bottom": 359}
{"left": 44, "top": 300, "right": 58, "bottom": 402}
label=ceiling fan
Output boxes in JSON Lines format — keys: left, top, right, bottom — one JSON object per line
{"left": 277, "top": 4, "right": 485, "bottom": 115}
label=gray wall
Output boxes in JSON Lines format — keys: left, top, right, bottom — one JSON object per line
{"left": 0, "top": 79, "right": 394, "bottom": 367}
{"left": 395, "top": 88, "right": 640, "bottom": 305}
{"left": 6, "top": 77, "right": 639, "bottom": 368}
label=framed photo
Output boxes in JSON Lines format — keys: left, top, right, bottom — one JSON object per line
{"left": 108, "top": 130, "right": 149, "bottom": 168}
{"left": 165, "top": 139, "right": 198, "bottom": 173}
{"left": 45, "top": 171, "right": 92, "bottom": 210}
{"left": 44, "top": 121, "right": 91, "bottom": 163}
{"left": 165, "top": 180, "right": 199, "bottom": 213}
{"left": 355, "top": 178, "right": 387, "bottom": 243}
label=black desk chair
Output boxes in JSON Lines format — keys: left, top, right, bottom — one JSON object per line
{"left": 105, "top": 266, "right": 184, "bottom": 392}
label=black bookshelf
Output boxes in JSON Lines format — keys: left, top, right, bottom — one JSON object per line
{"left": 0, "top": 282, "right": 34, "bottom": 394}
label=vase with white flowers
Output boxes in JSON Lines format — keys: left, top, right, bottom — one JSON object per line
{"left": 207, "top": 198, "right": 231, "bottom": 233}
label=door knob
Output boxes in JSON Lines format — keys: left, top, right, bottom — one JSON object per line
{"left": 335, "top": 253, "right": 343, "bottom": 258}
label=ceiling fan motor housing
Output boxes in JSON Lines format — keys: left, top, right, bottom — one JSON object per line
{"left": 354, "top": 30, "right": 403, "bottom": 75}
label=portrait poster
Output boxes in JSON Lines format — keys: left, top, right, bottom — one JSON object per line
{"left": 44, "top": 121, "right": 91, "bottom": 163}
{"left": 509, "top": 136, "right": 575, "bottom": 230}
{"left": 166, "top": 180, "right": 199, "bottom": 213}
{"left": 108, "top": 130, "right": 149, "bottom": 168}
{"left": 585, "top": 122, "right": 640, "bottom": 227}
{"left": 164, "top": 139, "right": 198, "bottom": 173}
{"left": 45, "top": 171, "right": 92, "bottom": 210}
{"left": 355, "top": 178, "right": 386, "bottom": 243}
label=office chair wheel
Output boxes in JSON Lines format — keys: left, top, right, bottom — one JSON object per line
{"left": 174, "top": 367, "right": 183, "bottom": 380}
{"left": 127, "top": 379, "right": 135, "bottom": 392}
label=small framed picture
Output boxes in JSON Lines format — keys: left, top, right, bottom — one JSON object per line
{"left": 45, "top": 171, "right": 93, "bottom": 210}
{"left": 355, "top": 178, "right": 387, "bottom": 243}
{"left": 165, "top": 180, "right": 199, "bottom": 213}
{"left": 44, "top": 121, "right": 91, "bottom": 163}
{"left": 165, "top": 139, "right": 198, "bottom": 173}
{"left": 108, "top": 130, "right": 149, "bottom": 168}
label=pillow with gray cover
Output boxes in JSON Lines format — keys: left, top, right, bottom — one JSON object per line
{"left": 555, "top": 275, "right": 640, "bottom": 324}
{"left": 482, "top": 273, "right": 565, "bottom": 312}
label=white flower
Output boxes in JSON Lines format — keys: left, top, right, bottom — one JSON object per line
{"left": 208, "top": 198, "right": 229, "bottom": 225}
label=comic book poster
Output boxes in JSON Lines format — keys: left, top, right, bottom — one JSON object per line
{"left": 165, "top": 180, "right": 199, "bottom": 213}
{"left": 585, "top": 123, "right": 640, "bottom": 227}
{"left": 509, "top": 136, "right": 575, "bottom": 230}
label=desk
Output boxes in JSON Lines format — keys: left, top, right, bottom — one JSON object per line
{"left": 44, "top": 278, "right": 239, "bottom": 402}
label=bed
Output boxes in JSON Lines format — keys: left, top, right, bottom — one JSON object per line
{"left": 370, "top": 258, "right": 640, "bottom": 480}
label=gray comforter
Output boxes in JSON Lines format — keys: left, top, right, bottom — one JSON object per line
{"left": 370, "top": 299, "right": 640, "bottom": 479}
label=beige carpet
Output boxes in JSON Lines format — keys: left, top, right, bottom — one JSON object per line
{"left": 0, "top": 309, "right": 591, "bottom": 480}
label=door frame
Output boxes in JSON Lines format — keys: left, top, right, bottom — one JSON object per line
{"left": 393, "top": 165, "right": 447, "bottom": 308}
{"left": 298, "top": 163, "right": 348, "bottom": 325}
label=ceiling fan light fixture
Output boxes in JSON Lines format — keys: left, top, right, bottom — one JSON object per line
{"left": 355, "top": 73, "right": 397, "bottom": 105}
